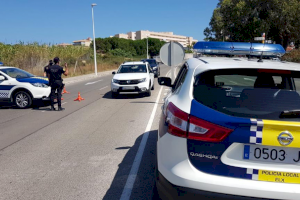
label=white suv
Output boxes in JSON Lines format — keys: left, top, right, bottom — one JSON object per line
{"left": 111, "top": 61, "right": 154, "bottom": 97}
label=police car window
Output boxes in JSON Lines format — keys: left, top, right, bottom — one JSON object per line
{"left": 0, "top": 68, "right": 34, "bottom": 78}
{"left": 173, "top": 65, "right": 188, "bottom": 91}
{"left": 194, "top": 69, "right": 300, "bottom": 121}
{"left": 118, "top": 65, "right": 147, "bottom": 73}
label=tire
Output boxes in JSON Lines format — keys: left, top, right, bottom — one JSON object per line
{"left": 112, "top": 91, "right": 118, "bottom": 98}
{"left": 146, "top": 85, "right": 151, "bottom": 97}
{"left": 14, "top": 91, "right": 32, "bottom": 109}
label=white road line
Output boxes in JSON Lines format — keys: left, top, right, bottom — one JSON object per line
{"left": 99, "top": 86, "right": 108, "bottom": 91}
{"left": 244, "top": 78, "right": 255, "bottom": 82}
{"left": 62, "top": 102, "right": 67, "bottom": 105}
{"left": 120, "top": 70, "right": 169, "bottom": 200}
{"left": 85, "top": 80, "right": 102, "bottom": 85}
{"left": 230, "top": 81, "right": 238, "bottom": 84}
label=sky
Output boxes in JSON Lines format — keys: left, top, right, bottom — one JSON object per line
{"left": 0, "top": 0, "right": 219, "bottom": 45}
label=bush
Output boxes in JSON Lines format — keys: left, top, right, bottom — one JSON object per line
{"left": 282, "top": 49, "right": 300, "bottom": 63}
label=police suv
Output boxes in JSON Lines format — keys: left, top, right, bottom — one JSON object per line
{"left": 156, "top": 42, "right": 300, "bottom": 199}
{"left": 0, "top": 66, "right": 50, "bottom": 108}
{"left": 111, "top": 61, "right": 155, "bottom": 97}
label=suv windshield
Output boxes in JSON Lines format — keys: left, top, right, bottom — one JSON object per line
{"left": 118, "top": 64, "right": 147, "bottom": 73}
{"left": 0, "top": 68, "right": 34, "bottom": 78}
{"left": 193, "top": 69, "right": 300, "bottom": 121}
{"left": 145, "top": 59, "right": 157, "bottom": 67}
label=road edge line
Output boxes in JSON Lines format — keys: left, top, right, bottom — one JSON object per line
{"left": 120, "top": 71, "right": 168, "bottom": 200}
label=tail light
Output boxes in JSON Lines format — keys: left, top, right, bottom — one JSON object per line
{"left": 188, "top": 116, "right": 233, "bottom": 142}
{"left": 166, "top": 103, "right": 233, "bottom": 142}
{"left": 166, "top": 103, "right": 189, "bottom": 138}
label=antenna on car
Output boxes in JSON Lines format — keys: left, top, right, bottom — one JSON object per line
{"left": 257, "top": 51, "right": 264, "bottom": 62}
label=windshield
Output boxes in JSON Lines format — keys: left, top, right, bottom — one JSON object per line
{"left": 117, "top": 64, "right": 147, "bottom": 73}
{"left": 145, "top": 59, "right": 157, "bottom": 66}
{"left": 0, "top": 68, "right": 34, "bottom": 78}
{"left": 193, "top": 69, "right": 300, "bottom": 121}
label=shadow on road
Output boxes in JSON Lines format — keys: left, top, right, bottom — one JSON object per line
{"left": 103, "top": 130, "right": 158, "bottom": 200}
{"left": 102, "top": 91, "right": 147, "bottom": 100}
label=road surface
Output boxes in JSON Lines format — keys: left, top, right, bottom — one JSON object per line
{"left": 0, "top": 64, "right": 171, "bottom": 200}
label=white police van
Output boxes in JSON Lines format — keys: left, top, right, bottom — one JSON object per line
{"left": 0, "top": 66, "right": 50, "bottom": 108}
{"left": 156, "top": 42, "right": 300, "bottom": 199}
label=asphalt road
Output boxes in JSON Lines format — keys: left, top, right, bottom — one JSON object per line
{"left": 0, "top": 64, "right": 171, "bottom": 200}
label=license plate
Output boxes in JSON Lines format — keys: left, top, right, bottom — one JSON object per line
{"left": 122, "top": 86, "right": 135, "bottom": 90}
{"left": 244, "top": 144, "right": 300, "bottom": 164}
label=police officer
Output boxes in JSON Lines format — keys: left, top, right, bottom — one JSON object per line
{"left": 44, "top": 60, "right": 53, "bottom": 77}
{"left": 47, "top": 57, "right": 68, "bottom": 111}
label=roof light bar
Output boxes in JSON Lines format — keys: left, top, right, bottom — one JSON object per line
{"left": 193, "top": 42, "right": 285, "bottom": 57}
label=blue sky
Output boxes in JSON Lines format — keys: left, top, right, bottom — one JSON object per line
{"left": 0, "top": 0, "right": 219, "bottom": 44}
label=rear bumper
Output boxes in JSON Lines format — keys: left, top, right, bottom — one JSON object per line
{"left": 157, "top": 133, "right": 300, "bottom": 200}
{"left": 156, "top": 172, "right": 267, "bottom": 200}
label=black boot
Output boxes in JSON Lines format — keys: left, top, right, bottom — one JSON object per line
{"left": 50, "top": 106, "right": 56, "bottom": 111}
{"left": 58, "top": 107, "right": 65, "bottom": 111}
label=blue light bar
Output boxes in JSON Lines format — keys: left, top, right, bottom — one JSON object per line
{"left": 193, "top": 42, "right": 285, "bottom": 57}
{"left": 0, "top": 62, "right": 3, "bottom": 66}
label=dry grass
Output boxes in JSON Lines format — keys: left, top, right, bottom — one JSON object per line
{"left": 0, "top": 42, "right": 146, "bottom": 77}
{"left": 282, "top": 49, "right": 300, "bottom": 63}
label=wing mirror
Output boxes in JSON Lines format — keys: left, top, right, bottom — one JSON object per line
{"left": 158, "top": 77, "right": 172, "bottom": 87}
{"left": 0, "top": 75, "right": 5, "bottom": 81}
{"left": 112, "top": 71, "right": 116, "bottom": 75}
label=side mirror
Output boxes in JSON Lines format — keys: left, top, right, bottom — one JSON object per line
{"left": 158, "top": 77, "right": 172, "bottom": 87}
{"left": 0, "top": 75, "right": 5, "bottom": 81}
{"left": 112, "top": 71, "right": 116, "bottom": 75}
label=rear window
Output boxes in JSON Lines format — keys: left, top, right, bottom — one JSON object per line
{"left": 193, "top": 69, "right": 300, "bottom": 120}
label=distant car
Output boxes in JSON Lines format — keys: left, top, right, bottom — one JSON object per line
{"left": 156, "top": 42, "right": 300, "bottom": 200}
{"left": 141, "top": 59, "right": 160, "bottom": 77}
{"left": 111, "top": 61, "right": 155, "bottom": 98}
{"left": 0, "top": 66, "right": 50, "bottom": 108}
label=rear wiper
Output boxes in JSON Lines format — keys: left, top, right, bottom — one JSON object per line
{"left": 280, "top": 110, "right": 300, "bottom": 118}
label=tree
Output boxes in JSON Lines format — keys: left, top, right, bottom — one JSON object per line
{"left": 204, "top": 0, "right": 300, "bottom": 49}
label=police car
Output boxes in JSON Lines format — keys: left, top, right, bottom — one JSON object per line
{"left": 111, "top": 61, "right": 155, "bottom": 97}
{"left": 0, "top": 66, "right": 50, "bottom": 108}
{"left": 156, "top": 42, "right": 300, "bottom": 199}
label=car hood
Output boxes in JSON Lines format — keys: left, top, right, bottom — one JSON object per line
{"left": 113, "top": 73, "right": 147, "bottom": 80}
{"left": 16, "top": 77, "right": 49, "bottom": 84}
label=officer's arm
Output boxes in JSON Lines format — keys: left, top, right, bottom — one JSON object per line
{"left": 63, "top": 63, "right": 68, "bottom": 76}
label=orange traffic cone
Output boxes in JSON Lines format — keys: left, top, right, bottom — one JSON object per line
{"left": 62, "top": 87, "right": 70, "bottom": 94}
{"left": 74, "top": 92, "right": 84, "bottom": 101}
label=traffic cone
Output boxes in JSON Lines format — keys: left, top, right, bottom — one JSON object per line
{"left": 74, "top": 92, "right": 84, "bottom": 101}
{"left": 62, "top": 87, "right": 70, "bottom": 94}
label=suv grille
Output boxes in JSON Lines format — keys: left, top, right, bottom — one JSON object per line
{"left": 118, "top": 80, "right": 139, "bottom": 85}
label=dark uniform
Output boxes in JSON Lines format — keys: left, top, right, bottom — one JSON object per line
{"left": 47, "top": 64, "right": 65, "bottom": 109}
{"left": 44, "top": 60, "right": 53, "bottom": 77}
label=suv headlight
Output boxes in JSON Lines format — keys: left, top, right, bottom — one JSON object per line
{"left": 31, "top": 83, "right": 49, "bottom": 88}
{"left": 113, "top": 79, "right": 119, "bottom": 83}
{"left": 138, "top": 78, "right": 146, "bottom": 83}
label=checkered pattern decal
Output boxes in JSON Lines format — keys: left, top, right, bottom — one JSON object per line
{"left": 246, "top": 169, "right": 259, "bottom": 180}
{"left": 0, "top": 90, "right": 9, "bottom": 98}
{"left": 250, "top": 119, "right": 263, "bottom": 144}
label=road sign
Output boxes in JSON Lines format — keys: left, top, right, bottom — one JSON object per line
{"left": 254, "top": 37, "right": 265, "bottom": 41}
{"left": 160, "top": 42, "right": 185, "bottom": 67}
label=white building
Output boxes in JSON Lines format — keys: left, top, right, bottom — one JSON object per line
{"left": 114, "top": 30, "right": 197, "bottom": 47}
{"left": 73, "top": 37, "right": 92, "bottom": 47}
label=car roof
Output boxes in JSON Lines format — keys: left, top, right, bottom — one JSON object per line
{"left": 0, "top": 66, "right": 15, "bottom": 69}
{"left": 122, "top": 61, "right": 146, "bottom": 65}
{"left": 188, "top": 57, "right": 300, "bottom": 75}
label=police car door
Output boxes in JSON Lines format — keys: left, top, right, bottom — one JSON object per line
{"left": 147, "top": 64, "right": 154, "bottom": 87}
{"left": 0, "top": 71, "right": 12, "bottom": 101}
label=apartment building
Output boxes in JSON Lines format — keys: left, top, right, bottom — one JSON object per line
{"left": 114, "top": 30, "right": 197, "bottom": 47}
